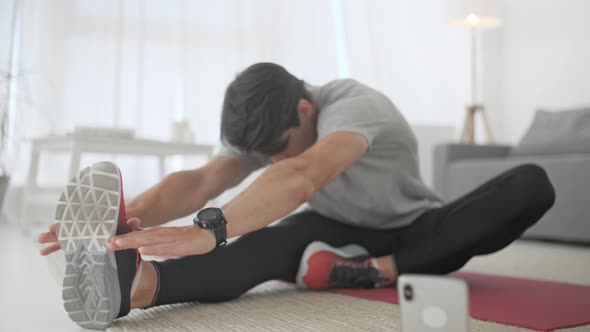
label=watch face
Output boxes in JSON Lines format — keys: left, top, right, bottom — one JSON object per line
{"left": 198, "top": 207, "right": 221, "bottom": 221}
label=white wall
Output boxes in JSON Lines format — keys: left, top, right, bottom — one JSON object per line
{"left": 482, "top": 0, "right": 590, "bottom": 144}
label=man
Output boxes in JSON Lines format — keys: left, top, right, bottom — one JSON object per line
{"left": 37, "top": 63, "right": 555, "bottom": 330}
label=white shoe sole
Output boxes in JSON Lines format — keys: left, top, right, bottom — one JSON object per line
{"left": 295, "top": 241, "right": 369, "bottom": 289}
{"left": 54, "top": 161, "right": 122, "bottom": 330}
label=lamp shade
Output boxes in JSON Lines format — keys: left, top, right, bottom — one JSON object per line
{"left": 447, "top": 0, "right": 503, "bottom": 29}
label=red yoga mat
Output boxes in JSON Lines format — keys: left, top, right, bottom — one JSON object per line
{"left": 330, "top": 272, "right": 590, "bottom": 331}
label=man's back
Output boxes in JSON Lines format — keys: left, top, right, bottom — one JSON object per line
{"left": 216, "top": 78, "right": 443, "bottom": 229}
{"left": 307, "top": 79, "right": 443, "bottom": 229}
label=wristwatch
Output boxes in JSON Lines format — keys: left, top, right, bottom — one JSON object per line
{"left": 193, "top": 207, "right": 228, "bottom": 248}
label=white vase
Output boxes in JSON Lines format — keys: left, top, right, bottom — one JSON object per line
{"left": 170, "top": 120, "right": 194, "bottom": 143}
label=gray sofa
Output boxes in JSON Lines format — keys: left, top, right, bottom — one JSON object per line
{"left": 432, "top": 143, "right": 590, "bottom": 243}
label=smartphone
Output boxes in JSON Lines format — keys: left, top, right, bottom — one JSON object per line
{"left": 398, "top": 274, "right": 470, "bottom": 332}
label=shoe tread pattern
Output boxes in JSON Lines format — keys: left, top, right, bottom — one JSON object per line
{"left": 55, "top": 161, "right": 121, "bottom": 330}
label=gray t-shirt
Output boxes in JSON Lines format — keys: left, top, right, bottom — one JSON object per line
{"left": 215, "top": 78, "right": 443, "bottom": 229}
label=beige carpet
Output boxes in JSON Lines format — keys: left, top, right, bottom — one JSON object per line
{"left": 108, "top": 240, "right": 590, "bottom": 332}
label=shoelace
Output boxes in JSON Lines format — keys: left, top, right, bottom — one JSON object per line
{"left": 329, "top": 258, "right": 381, "bottom": 289}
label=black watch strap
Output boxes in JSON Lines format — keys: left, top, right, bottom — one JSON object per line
{"left": 211, "top": 223, "right": 227, "bottom": 248}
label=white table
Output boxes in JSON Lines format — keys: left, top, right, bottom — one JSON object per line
{"left": 20, "top": 135, "right": 216, "bottom": 234}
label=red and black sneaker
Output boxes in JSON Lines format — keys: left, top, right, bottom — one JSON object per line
{"left": 54, "top": 161, "right": 143, "bottom": 330}
{"left": 296, "top": 241, "right": 386, "bottom": 290}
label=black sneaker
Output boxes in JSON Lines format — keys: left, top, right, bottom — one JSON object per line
{"left": 54, "top": 161, "right": 142, "bottom": 330}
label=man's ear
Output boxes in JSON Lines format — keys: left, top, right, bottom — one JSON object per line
{"left": 297, "top": 98, "right": 315, "bottom": 120}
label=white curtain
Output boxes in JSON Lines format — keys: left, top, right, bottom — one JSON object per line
{"left": 4, "top": 0, "right": 469, "bottom": 203}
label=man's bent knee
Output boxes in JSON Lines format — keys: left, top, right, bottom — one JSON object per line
{"left": 516, "top": 163, "right": 556, "bottom": 215}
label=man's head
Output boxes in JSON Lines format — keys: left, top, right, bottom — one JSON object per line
{"left": 220, "top": 63, "right": 317, "bottom": 162}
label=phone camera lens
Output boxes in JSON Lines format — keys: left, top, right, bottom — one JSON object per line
{"left": 403, "top": 284, "right": 414, "bottom": 301}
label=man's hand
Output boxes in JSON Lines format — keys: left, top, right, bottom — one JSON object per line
{"left": 106, "top": 222, "right": 217, "bottom": 257}
{"left": 37, "top": 218, "right": 142, "bottom": 256}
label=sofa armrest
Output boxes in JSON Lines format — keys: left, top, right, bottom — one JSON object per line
{"left": 433, "top": 143, "right": 512, "bottom": 200}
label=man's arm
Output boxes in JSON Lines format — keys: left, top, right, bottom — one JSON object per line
{"left": 103, "top": 132, "right": 367, "bottom": 257}
{"left": 221, "top": 131, "right": 368, "bottom": 237}
{"left": 126, "top": 156, "right": 247, "bottom": 228}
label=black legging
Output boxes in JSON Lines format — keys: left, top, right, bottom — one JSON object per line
{"left": 150, "top": 163, "right": 555, "bottom": 306}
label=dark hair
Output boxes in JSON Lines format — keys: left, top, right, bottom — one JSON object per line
{"left": 220, "top": 62, "right": 307, "bottom": 155}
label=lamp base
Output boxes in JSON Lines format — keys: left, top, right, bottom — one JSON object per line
{"left": 460, "top": 104, "right": 495, "bottom": 144}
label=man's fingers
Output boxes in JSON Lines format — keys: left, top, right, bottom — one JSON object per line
{"left": 38, "top": 223, "right": 58, "bottom": 243}
{"left": 38, "top": 231, "right": 58, "bottom": 244}
{"left": 127, "top": 217, "right": 142, "bottom": 231}
{"left": 109, "top": 232, "right": 168, "bottom": 250}
{"left": 39, "top": 243, "right": 61, "bottom": 256}
{"left": 114, "top": 226, "right": 161, "bottom": 240}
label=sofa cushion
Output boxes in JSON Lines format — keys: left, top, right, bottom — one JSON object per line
{"left": 511, "top": 107, "right": 590, "bottom": 156}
